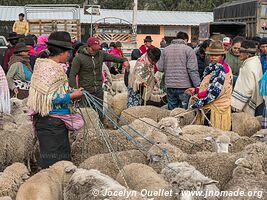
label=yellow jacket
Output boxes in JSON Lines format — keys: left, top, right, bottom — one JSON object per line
{"left": 12, "top": 20, "right": 29, "bottom": 35}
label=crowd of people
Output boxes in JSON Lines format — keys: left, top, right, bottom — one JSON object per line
{"left": 1, "top": 12, "right": 267, "bottom": 168}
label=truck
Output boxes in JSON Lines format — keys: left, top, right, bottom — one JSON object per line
{"left": 25, "top": 4, "right": 81, "bottom": 40}
{"left": 199, "top": 21, "right": 246, "bottom": 41}
{"left": 0, "top": 36, "right": 8, "bottom": 67}
{"left": 214, "top": 0, "right": 267, "bottom": 38}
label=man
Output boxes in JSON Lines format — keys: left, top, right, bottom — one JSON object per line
{"left": 232, "top": 40, "right": 263, "bottom": 116}
{"left": 225, "top": 36, "right": 245, "bottom": 87}
{"left": 69, "top": 37, "right": 129, "bottom": 101}
{"left": 160, "top": 38, "right": 167, "bottom": 48}
{"left": 157, "top": 31, "right": 200, "bottom": 110}
{"left": 2, "top": 32, "right": 20, "bottom": 73}
{"left": 12, "top": 13, "right": 29, "bottom": 36}
{"left": 139, "top": 36, "right": 155, "bottom": 55}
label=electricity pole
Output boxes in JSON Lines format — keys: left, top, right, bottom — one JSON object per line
{"left": 132, "top": 0, "right": 138, "bottom": 47}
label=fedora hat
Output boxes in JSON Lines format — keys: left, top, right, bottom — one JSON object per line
{"left": 14, "top": 42, "right": 29, "bottom": 53}
{"left": 45, "top": 31, "right": 73, "bottom": 50}
{"left": 206, "top": 41, "right": 227, "bottom": 55}
{"left": 7, "top": 32, "right": 20, "bottom": 41}
{"left": 144, "top": 36, "right": 153, "bottom": 42}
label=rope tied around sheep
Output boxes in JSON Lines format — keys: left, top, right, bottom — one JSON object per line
{"left": 80, "top": 91, "right": 181, "bottom": 177}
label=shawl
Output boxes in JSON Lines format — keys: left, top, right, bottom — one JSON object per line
{"left": 27, "top": 58, "right": 68, "bottom": 116}
{"left": 128, "top": 53, "right": 155, "bottom": 101}
{"left": 8, "top": 54, "right": 32, "bottom": 72}
{"left": 0, "top": 66, "right": 10, "bottom": 114}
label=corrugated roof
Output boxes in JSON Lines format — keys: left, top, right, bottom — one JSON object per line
{"left": 0, "top": 6, "right": 213, "bottom": 26}
{"left": 216, "top": 0, "right": 257, "bottom": 8}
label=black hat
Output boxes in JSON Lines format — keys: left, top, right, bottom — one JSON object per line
{"left": 260, "top": 37, "right": 267, "bottom": 45}
{"left": 144, "top": 36, "right": 153, "bottom": 42}
{"left": 7, "top": 32, "right": 20, "bottom": 41}
{"left": 14, "top": 42, "right": 29, "bottom": 53}
{"left": 45, "top": 31, "right": 73, "bottom": 50}
{"left": 25, "top": 35, "right": 34, "bottom": 46}
{"left": 147, "top": 48, "right": 161, "bottom": 62}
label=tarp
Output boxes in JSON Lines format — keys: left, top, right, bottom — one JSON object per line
{"left": 214, "top": 0, "right": 258, "bottom": 20}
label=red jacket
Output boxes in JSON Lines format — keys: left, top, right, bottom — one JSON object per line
{"left": 139, "top": 44, "right": 155, "bottom": 55}
{"left": 139, "top": 44, "right": 157, "bottom": 73}
{"left": 3, "top": 47, "right": 15, "bottom": 73}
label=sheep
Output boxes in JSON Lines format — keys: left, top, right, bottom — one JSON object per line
{"left": 0, "top": 122, "right": 35, "bottom": 171}
{"left": 116, "top": 163, "right": 175, "bottom": 200}
{"left": 0, "top": 163, "right": 29, "bottom": 199}
{"left": 79, "top": 150, "right": 147, "bottom": 179}
{"left": 0, "top": 197, "right": 12, "bottom": 200}
{"left": 161, "top": 162, "right": 220, "bottom": 200}
{"left": 64, "top": 168, "right": 149, "bottom": 200}
{"left": 16, "top": 161, "right": 77, "bottom": 200}
{"left": 252, "top": 129, "right": 267, "bottom": 143}
{"left": 222, "top": 143, "right": 267, "bottom": 200}
{"left": 148, "top": 143, "right": 241, "bottom": 190}
{"left": 120, "top": 106, "right": 171, "bottom": 125}
{"left": 171, "top": 125, "right": 253, "bottom": 154}
{"left": 78, "top": 107, "right": 100, "bottom": 131}
{"left": 232, "top": 112, "right": 261, "bottom": 137}
{"left": 169, "top": 108, "right": 196, "bottom": 127}
{"left": 0, "top": 114, "right": 17, "bottom": 131}
{"left": 121, "top": 118, "right": 159, "bottom": 138}
{"left": 158, "top": 117, "right": 183, "bottom": 137}
{"left": 109, "top": 92, "right": 128, "bottom": 125}
{"left": 111, "top": 80, "right": 127, "bottom": 94}
{"left": 203, "top": 134, "right": 232, "bottom": 153}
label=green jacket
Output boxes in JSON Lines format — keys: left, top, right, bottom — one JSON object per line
{"left": 225, "top": 49, "right": 243, "bottom": 76}
{"left": 6, "top": 62, "right": 26, "bottom": 90}
{"left": 69, "top": 47, "right": 127, "bottom": 98}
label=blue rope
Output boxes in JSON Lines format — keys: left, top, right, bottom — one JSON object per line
{"left": 82, "top": 91, "right": 171, "bottom": 166}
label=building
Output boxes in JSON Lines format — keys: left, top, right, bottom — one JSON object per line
{"left": 0, "top": 5, "right": 213, "bottom": 48}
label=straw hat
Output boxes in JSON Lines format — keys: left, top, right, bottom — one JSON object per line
{"left": 206, "top": 41, "right": 227, "bottom": 55}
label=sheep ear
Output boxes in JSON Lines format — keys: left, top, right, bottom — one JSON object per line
{"left": 22, "top": 173, "right": 30, "bottom": 181}
{"left": 235, "top": 158, "right": 245, "bottom": 165}
{"left": 204, "top": 136, "right": 214, "bottom": 141}
{"left": 203, "top": 179, "right": 219, "bottom": 186}
{"left": 65, "top": 166, "right": 77, "bottom": 173}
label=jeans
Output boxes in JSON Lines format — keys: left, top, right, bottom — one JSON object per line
{"left": 167, "top": 88, "right": 190, "bottom": 110}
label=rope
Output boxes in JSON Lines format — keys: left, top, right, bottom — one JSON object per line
{"left": 89, "top": 93, "right": 210, "bottom": 152}
{"left": 82, "top": 91, "right": 181, "bottom": 175}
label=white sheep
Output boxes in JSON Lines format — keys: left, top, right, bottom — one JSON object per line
{"left": 169, "top": 108, "right": 196, "bottom": 127}
{"left": 16, "top": 161, "right": 77, "bottom": 200}
{"left": 222, "top": 143, "right": 267, "bottom": 200}
{"left": 0, "top": 163, "right": 29, "bottom": 199}
{"left": 0, "top": 197, "right": 12, "bottom": 200}
{"left": 79, "top": 150, "right": 147, "bottom": 179}
{"left": 232, "top": 112, "right": 261, "bottom": 137}
{"left": 148, "top": 142, "right": 241, "bottom": 190}
{"left": 204, "top": 134, "right": 232, "bottom": 153}
{"left": 64, "top": 168, "right": 148, "bottom": 200}
{"left": 252, "top": 129, "right": 267, "bottom": 143}
{"left": 161, "top": 162, "right": 220, "bottom": 200}
{"left": 158, "top": 117, "right": 183, "bottom": 137}
{"left": 120, "top": 106, "right": 171, "bottom": 125}
{"left": 172, "top": 125, "right": 253, "bottom": 154}
{"left": 0, "top": 122, "right": 35, "bottom": 171}
{"left": 116, "top": 163, "right": 175, "bottom": 200}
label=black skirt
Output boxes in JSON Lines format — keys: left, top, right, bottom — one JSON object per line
{"left": 33, "top": 115, "right": 71, "bottom": 169}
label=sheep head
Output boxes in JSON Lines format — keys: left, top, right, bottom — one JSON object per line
{"left": 252, "top": 130, "right": 267, "bottom": 143}
{"left": 158, "top": 117, "right": 183, "bottom": 137}
{"left": 50, "top": 161, "right": 77, "bottom": 187}
{"left": 204, "top": 134, "right": 232, "bottom": 153}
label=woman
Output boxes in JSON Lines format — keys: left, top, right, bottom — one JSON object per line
{"left": 0, "top": 66, "right": 10, "bottom": 115}
{"left": 127, "top": 48, "right": 161, "bottom": 107}
{"left": 232, "top": 40, "right": 263, "bottom": 116}
{"left": 109, "top": 41, "right": 124, "bottom": 75}
{"left": 6, "top": 42, "right": 32, "bottom": 99}
{"left": 27, "top": 31, "right": 83, "bottom": 169}
{"left": 185, "top": 41, "right": 233, "bottom": 131}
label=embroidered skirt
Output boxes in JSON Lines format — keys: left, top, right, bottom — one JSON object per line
{"left": 127, "top": 87, "right": 141, "bottom": 107}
